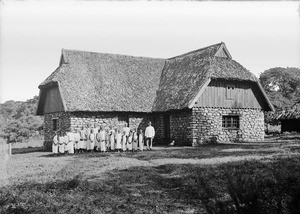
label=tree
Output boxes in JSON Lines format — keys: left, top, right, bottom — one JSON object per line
{"left": 259, "top": 67, "right": 300, "bottom": 110}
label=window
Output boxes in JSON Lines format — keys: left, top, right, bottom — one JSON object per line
{"left": 226, "top": 84, "right": 235, "bottom": 100}
{"left": 222, "top": 116, "right": 239, "bottom": 129}
{"left": 52, "top": 118, "right": 59, "bottom": 131}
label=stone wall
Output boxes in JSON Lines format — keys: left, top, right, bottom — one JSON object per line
{"left": 191, "top": 107, "right": 264, "bottom": 145}
{"left": 170, "top": 110, "right": 192, "bottom": 146}
{"left": 44, "top": 112, "right": 71, "bottom": 150}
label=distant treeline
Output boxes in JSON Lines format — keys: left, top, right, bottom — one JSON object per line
{"left": 0, "top": 96, "right": 43, "bottom": 143}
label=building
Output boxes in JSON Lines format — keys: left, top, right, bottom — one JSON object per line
{"left": 274, "top": 104, "right": 300, "bottom": 133}
{"left": 36, "top": 42, "right": 274, "bottom": 149}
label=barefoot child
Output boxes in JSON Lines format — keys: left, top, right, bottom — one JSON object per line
{"left": 139, "top": 129, "right": 144, "bottom": 152}
{"left": 127, "top": 130, "right": 133, "bottom": 152}
{"left": 52, "top": 132, "right": 58, "bottom": 156}
{"left": 132, "top": 128, "right": 138, "bottom": 152}
{"left": 122, "top": 131, "right": 127, "bottom": 152}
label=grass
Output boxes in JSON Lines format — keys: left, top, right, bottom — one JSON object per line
{"left": 1, "top": 134, "right": 300, "bottom": 213}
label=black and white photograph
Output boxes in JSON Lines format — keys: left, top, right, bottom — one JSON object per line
{"left": 0, "top": 0, "right": 300, "bottom": 213}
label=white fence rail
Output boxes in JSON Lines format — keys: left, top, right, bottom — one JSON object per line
{"left": 0, "top": 143, "right": 12, "bottom": 157}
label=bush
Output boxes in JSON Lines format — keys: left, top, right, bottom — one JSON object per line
{"left": 198, "top": 158, "right": 300, "bottom": 214}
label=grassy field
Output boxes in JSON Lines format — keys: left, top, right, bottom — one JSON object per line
{"left": 1, "top": 134, "right": 300, "bottom": 214}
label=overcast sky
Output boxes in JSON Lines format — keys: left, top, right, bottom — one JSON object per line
{"left": 0, "top": 0, "right": 299, "bottom": 103}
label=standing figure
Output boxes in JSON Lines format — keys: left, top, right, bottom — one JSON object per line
{"left": 58, "top": 132, "right": 65, "bottom": 155}
{"left": 127, "top": 130, "right": 133, "bottom": 152}
{"left": 89, "top": 129, "right": 95, "bottom": 152}
{"left": 99, "top": 126, "right": 106, "bottom": 152}
{"left": 79, "top": 126, "right": 86, "bottom": 153}
{"left": 67, "top": 128, "right": 75, "bottom": 154}
{"left": 110, "top": 128, "right": 116, "bottom": 152}
{"left": 122, "top": 131, "right": 127, "bottom": 152}
{"left": 85, "top": 124, "right": 91, "bottom": 151}
{"left": 105, "top": 129, "right": 110, "bottom": 152}
{"left": 139, "top": 129, "right": 144, "bottom": 152}
{"left": 74, "top": 129, "right": 81, "bottom": 153}
{"left": 64, "top": 132, "right": 69, "bottom": 155}
{"left": 145, "top": 121, "right": 155, "bottom": 150}
{"left": 132, "top": 128, "right": 138, "bottom": 152}
{"left": 95, "top": 129, "right": 101, "bottom": 151}
{"left": 115, "top": 129, "right": 122, "bottom": 152}
{"left": 122, "top": 123, "right": 130, "bottom": 137}
{"left": 52, "top": 131, "right": 58, "bottom": 156}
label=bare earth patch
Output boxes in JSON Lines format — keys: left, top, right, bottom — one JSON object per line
{"left": 5, "top": 141, "right": 300, "bottom": 184}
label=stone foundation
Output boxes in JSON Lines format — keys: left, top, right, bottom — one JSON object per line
{"left": 170, "top": 110, "right": 193, "bottom": 146}
{"left": 43, "top": 108, "right": 265, "bottom": 149}
{"left": 191, "top": 107, "right": 264, "bottom": 145}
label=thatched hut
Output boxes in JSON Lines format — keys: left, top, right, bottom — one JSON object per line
{"left": 273, "top": 104, "right": 300, "bottom": 132}
{"left": 37, "top": 42, "right": 274, "bottom": 148}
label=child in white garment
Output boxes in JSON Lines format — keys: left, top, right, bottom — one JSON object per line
{"left": 110, "top": 128, "right": 115, "bottom": 152}
{"left": 115, "top": 129, "right": 122, "bottom": 152}
{"left": 64, "top": 132, "right": 69, "bottom": 155}
{"left": 58, "top": 132, "right": 65, "bottom": 155}
{"left": 132, "top": 128, "right": 138, "bottom": 152}
{"left": 139, "top": 129, "right": 144, "bottom": 152}
{"left": 52, "top": 132, "right": 58, "bottom": 156}
{"left": 96, "top": 129, "right": 101, "bottom": 151}
{"left": 89, "top": 129, "right": 95, "bottom": 152}
{"left": 100, "top": 127, "right": 106, "bottom": 153}
{"left": 127, "top": 130, "right": 133, "bottom": 152}
{"left": 122, "top": 131, "right": 127, "bottom": 152}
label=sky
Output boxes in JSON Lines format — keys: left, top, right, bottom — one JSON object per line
{"left": 0, "top": 0, "right": 299, "bottom": 103}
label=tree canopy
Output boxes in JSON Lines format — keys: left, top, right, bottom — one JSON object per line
{"left": 259, "top": 67, "right": 300, "bottom": 110}
{"left": 0, "top": 96, "right": 43, "bottom": 143}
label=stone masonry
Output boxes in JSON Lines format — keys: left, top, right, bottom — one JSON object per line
{"left": 191, "top": 107, "right": 264, "bottom": 146}
{"left": 169, "top": 110, "right": 192, "bottom": 146}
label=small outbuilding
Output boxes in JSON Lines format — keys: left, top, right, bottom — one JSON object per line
{"left": 36, "top": 42, "right": 274, "bottom": 149}
{"left": 274, "top": 105, "right": 300, "bottom": 133}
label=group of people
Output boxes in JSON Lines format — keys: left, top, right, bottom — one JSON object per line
{"left": 52, "top": 121, "right": 155, "bottom": 156}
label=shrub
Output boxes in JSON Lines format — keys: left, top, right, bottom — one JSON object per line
{"left": 198, "top": 158, "right": 300, "bottom": 214}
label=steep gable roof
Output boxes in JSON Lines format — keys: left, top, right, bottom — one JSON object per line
{"left": 39, "top": 50, "right": 165, "bottom": 112}
{"left": 152, "top": 43, "right": 261, "bottom": 111}
{"left": 37, "top": 42, "right": 274, "bottom": 114}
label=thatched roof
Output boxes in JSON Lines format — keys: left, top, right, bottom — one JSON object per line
{"left": 37, "top": 42, "right": 273, "bottom": 114}
{"left": 152, "top": 43, "right": 260, "bottom": 111}
{"left": 272, "top": 103, "right": 300, "bottom": 120}
{"left": 39, "top": 50, "right": 165, "bottom": 112}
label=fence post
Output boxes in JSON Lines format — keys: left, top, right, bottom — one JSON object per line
{"left": 9, "top": 143, "right": 12, "bottom": 155}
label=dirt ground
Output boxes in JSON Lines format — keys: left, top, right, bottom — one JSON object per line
{"left": 4, "top": 136, "right": 300, "bottom": 186}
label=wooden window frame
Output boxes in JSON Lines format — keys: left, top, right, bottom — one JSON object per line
{"left": 52, "top": 118, "right": 59, "bottom": 131}
{"left": 222, "top": 115, "right": 239, "bottom": 129}
{"left": 226, "top": 84, "right": 235, "bottom": 100}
